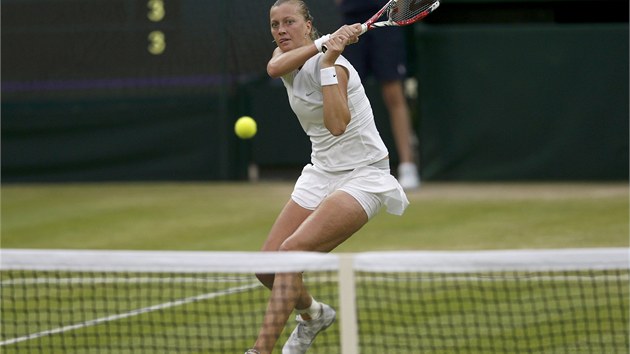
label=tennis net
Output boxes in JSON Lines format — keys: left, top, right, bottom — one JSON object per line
{"left": 1, "top": 248, "right": 628, "bottom": 353}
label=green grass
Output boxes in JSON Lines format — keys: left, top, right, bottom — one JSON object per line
{"left": 1, "top": 182, "right": 628, "bottom": 353}
{"left": 2, "top": 182, "right": 628, "bottom": 251}
{"left": 2, "top": 269, "right": 628, "bottom": 353}
{"left": 355, "top": 270, "right": 629, "bottom": 353}
{"left": 1, "top": 271, "right": 274, "bottom": 353}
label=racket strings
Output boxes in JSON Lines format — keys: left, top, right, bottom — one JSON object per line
{"left": 389, "top": 0, "right": 437, "bottom": 22}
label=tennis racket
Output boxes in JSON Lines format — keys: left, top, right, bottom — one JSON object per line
{"left": 323, "top": 0, "right": 440, "bottom": 52}
{"left": 359, "top": 0, "right": 440, "bottom": 34}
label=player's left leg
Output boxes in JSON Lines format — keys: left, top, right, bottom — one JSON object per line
{"left": 253, "top": 191, "right": 368, "bottom": 354}
{"left": 279, "top": 191, "right": 369, "bottom": 354}
{"left": 280, "top": 190, "right": 368, "bottom": 253}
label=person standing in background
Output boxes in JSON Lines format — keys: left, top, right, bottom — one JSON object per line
{"left": 335, "top": 0, "right": 421, "bottom": 190}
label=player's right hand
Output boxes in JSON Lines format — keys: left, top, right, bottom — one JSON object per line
{"left": 332, "top": 24, "right": 361, "bottom": 45}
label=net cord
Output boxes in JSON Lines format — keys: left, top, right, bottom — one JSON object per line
{"left": 1, "top": 248, "right": 627, "bottom": 273}
{"left": 0, "top": 249, "right": 339, "bottom": 273}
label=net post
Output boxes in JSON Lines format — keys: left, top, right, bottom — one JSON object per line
{"left": 338, "top": 253, "right": 359, "bottom": 354}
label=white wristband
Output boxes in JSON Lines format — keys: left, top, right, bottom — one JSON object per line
{"left": 314, "top": 34, "right": 330, "bottom": 53}
{"left": 320, "top": 67, "right": 338, "bottom": 86}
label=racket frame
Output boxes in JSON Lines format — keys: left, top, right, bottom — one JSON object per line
{"left": 361, "top": 0, "right": 440, "bottom": 34}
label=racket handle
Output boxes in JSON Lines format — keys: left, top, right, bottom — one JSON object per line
{"left": 360, "top": 24, "right": 368, "bottom": 35}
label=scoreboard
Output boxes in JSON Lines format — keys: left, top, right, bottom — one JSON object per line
{"left": 1, "top": 0, "right": 275, "bottom": 99}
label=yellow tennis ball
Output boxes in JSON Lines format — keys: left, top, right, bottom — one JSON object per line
{"left": 234, "top": 116, "right": 257, "bottom": 139}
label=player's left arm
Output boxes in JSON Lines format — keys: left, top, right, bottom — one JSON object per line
{"left": 321, "top": 65, "right": 350, "bottom": 136}
{"left": 320, "top": 34, "right": 352, "bottom": 136}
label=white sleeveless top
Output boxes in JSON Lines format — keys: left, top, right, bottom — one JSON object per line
{"left": 281, "top": 53, "right": 389, "bottom": 172}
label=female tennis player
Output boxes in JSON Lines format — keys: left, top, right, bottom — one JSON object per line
{"left": 245, "top": 1, "right": 409, "bottom": 353}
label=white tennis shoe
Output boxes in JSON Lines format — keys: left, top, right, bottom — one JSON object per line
{"left": 282, "top": 303, "right": 336, "bottom": 354}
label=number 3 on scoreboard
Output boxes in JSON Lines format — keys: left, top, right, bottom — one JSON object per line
{"left": 147, "top": 0, "right": 165, "bottom": 22}
{"left": 148, "top": 30, "right": 166, "bottom": 55}
{"left": 147, "top": 0, "right": 166, "bottom": 55}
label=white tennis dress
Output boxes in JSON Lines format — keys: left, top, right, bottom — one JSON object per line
{"left": 281, "top": 53, "right": 409, "bottom": 217}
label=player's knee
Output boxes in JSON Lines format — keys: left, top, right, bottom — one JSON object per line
{"left": 278, "top": 239, "right": 300, "bottom": 252}
{"left": 255, "top": 272, "right": 274, "bottom": 289}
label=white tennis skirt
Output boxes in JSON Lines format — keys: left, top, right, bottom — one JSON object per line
{"left": 291, "top": 159, "right": 409, "bottom": 219}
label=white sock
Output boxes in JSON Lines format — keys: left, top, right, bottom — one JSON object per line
{"left": 297, "top": 297, "right": 322, "bottom": 320}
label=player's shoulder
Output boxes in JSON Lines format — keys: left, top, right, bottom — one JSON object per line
{"left": 305, "top": 53, "right": 323, "bottom": 68}
{"left": 335, "top": 55, "right": 353, "bottom": 69}
{"left": 301, "top": 53, "right": 325, "bottom": 79}
{"left": 307, "top": 53, "right": 352, "bottom": 70}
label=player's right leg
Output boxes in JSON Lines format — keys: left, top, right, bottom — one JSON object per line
{"left": 255, "top": 198, "right": 315, "bottom": 310}
{"left": 250, "top": 199, "right": 317, "bottom": 353}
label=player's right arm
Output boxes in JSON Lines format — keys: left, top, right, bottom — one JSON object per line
{"left": 267, "top": 25, "right": 361, "bottom": 79}
{"left": 267, "top": 45, "right": 318, "bottom": 79}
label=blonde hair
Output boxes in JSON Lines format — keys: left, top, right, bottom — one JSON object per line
{"left": 271, "top": 0, "right": 321, "bottom": 40}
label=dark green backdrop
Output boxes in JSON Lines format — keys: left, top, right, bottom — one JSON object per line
{"left": 2, "top": 0, "right": 628, "bottom": 182}
{"left": 414, "top": 23, "right": 628, "bottom": 180}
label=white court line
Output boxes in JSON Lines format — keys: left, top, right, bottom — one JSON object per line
{"left": 1, "top": 276, "right": 250, "bottom": 286}
{"left": 0, "top": 282, "right": 261, "bottom": 346}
